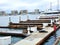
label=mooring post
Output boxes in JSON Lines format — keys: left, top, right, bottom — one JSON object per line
{"left": 9, "top": 17, "right": 11, "bottom": 23}
{"left": 19, "top": 15, "right": 21, "bottom": 23}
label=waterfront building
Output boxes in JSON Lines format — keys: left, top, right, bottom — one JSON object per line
{"left": 0, "top": 11, "right": 6, "bottom": 15}
{"left": 11, "top": 10, "right": 18, "bottom": 15}
{"left": 34, "top": 9, "right": 40, "bottom": 14}
{"left": 28, "top": 9, "right": 40, "bottom": 14}
{"left": 28, "top": 12, "right": 35, "bottom": 14}
{"left": 19, "top": 10, "right": 28, "bottom": 15}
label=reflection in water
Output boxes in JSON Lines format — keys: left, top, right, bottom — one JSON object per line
{"left": 53, "top": 32, "right": 57, "bottom": 41}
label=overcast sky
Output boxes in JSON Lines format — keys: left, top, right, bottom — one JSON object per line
{"left": 0, "top": 0, "right": 60, "bottom": 12}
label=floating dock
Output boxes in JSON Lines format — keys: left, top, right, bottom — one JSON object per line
{"left": 13, "top": 27, "right": 54, "bottom": 45}
{"left": 0, "top": 29, "right": 27, "bottom": 37}
{"left": 0, "top": 32, "right": 27, "bottom": 37}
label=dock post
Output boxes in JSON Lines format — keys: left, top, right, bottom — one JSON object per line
{"left": 57, "top": 0, "right": 59, "bottom": 11}
{"left": 9, "top": 17, "right": 11, "bottom": 22}
{"left": 27, "top": 26, "right": 31, "bottom": 35}
{"left": 27, "top": 15, "right": 29, "bottom": 20}
{"left": 19, "top": 15, "right": 21, "bottom": 23}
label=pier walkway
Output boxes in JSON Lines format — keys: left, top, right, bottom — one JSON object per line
{"left": 14, "top": 27, "right": 54, "bottom": 45}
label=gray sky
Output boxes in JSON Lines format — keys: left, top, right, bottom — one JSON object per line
{"left": 0, "top": 0, "right": 60, "bottom": 12}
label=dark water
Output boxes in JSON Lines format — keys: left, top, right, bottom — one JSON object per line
{"left": 11, "top": 36, "right": 25, "bottom": 44}
{"left": 43, "top": 28, "right": 60, "bottom": 45}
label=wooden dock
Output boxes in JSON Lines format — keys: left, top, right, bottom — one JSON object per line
{"left": 13, "top": 27, "right": 54, "bottom": 45}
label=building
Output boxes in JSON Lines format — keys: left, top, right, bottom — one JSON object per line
{"left": 0, "top": 11, "right": 6, "bottom": 15}
{"left": 11, "top": 10, "right": 18, "bottom": 15}
{"left": 28, "top": 9, "right": 40, "bottom": 14}
{"left": 34, "top": 9, "right": 40, "bottom": 14}
{"left": 19, "top": 10, "right": 28, "bottom": 15}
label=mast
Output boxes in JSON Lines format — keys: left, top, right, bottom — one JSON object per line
{"left": 57, "top": 0, "right": 59, "bottom": 11}
{"left": 27, "top": 15, "right": 29, "bottom": 20}
{"left": 50, "top": 2, "right": 52, "bottom": 11}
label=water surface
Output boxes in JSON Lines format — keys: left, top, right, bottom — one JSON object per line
{"left": 43, "top": 28, "right": 60, "bottom": 45}
{"left": 0, "top": 35, "right": 25, "bottom": 44}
